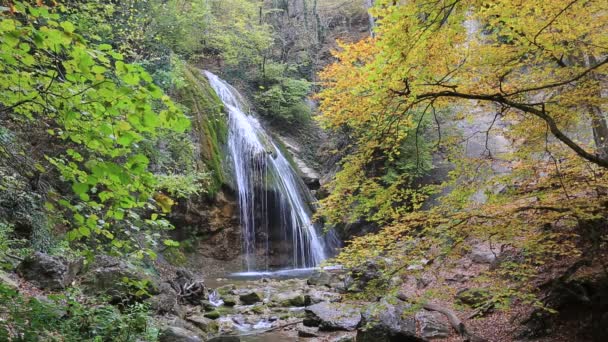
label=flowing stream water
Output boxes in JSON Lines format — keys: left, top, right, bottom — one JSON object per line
{"left": 205, "top": 71, "right": 337, "bottom": 272}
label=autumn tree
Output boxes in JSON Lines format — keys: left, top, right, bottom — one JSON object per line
{"left": 317, "top": 0, "right": 608, "bottom": 308}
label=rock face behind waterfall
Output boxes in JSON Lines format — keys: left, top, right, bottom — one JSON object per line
{"left": 204, "top": 71, "right": 338, "bottom": 271}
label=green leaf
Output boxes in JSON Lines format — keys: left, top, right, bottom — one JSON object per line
{"left": 72, "top": 182, "right": 89, "bottom": 196}
{"left": 163, "top": 239, "right": 180, "bottom": 247}
{"left": 60, "top": 21, "right": 75, "bottom": 33}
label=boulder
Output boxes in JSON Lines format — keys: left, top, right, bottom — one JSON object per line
{"left": 159, "top": 326, "right": 203, "bottom": 342}
{"left": 148, "top": 282, "right": 179, "bottom": 314}
{"left": 80, "top": 255, "right": 155, "bottom": 301}
{"left": 415, "top": 310, "right": 451, "bottom": 339}
{"left": 0, "top": 270, "right": 19, "bottom": 290}
{"left": 455, "top": 288, "right": 491, "bottom": 307}
{"left": 304, "top": 302, "right": 361, "bottom": 331}
{"left": 298, "top": 325, "right": 320, "bottom": 337}
{"left": 470, "top": 244, "right": 500, "bottom": 264}
{"left": 305, "top": 289, "right": 342, "bottom": 304}
{"left": 204, "top": 310, "right": 221, "bottom": 319}
{"left": 357, "top": 298, "right": 423, "bottom": 342}
{"left": 239, "top": 291, "right": 262, "bottom": 305}
{"left": 271, "top": 290, "right": 306, "bottom": 307}
{"left": 207, "top": 337, "right": 241, "bottom": 342}
{"left": 187, "top": 314, "right": 219, "bottom": 333}
{"left": 17, "top": 252, "right": 82, "bottom": 290}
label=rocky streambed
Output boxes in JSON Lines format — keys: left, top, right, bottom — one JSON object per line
{"left": 12, "top": 252, "right": 454, "bottom": 342}
{"left": 154, "top": 267, "right": 452, "bottom": 342}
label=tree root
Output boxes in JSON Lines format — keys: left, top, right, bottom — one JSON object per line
{"left": 423, "top": 303, "right": 487, "bottom": 342}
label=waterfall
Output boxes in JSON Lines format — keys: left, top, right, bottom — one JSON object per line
{"left": 204, "top": 71, "right": 336, "bottom": 271}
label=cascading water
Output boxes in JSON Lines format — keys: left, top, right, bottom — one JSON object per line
{"left": 204, "top": 71, "right": 337, "bottom": 271}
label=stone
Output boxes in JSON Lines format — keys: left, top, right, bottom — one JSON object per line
{"left": 455, "top": 288, "right": 491, "bottom": 307}
{"left": 222, "top": 296, "right": 237, "bottom": 306}
{"left": 331, "top": 335, "right": 355, "bottom": 342}
{"left": 298, "top": 325, "right": 320, "bottom": 337}
{"left": 0, "top": 270, "right": 19, "bottom": 290}
{"left": 357, "top": 298, "right": 423, "bottom": 342}
{"left": 217, "top": 284, "right": 236, "bottom": 296}
{"left": 305, "top": 289, "right": 342, "bottom": 304}
{"left": 148, "top": 282, "right": 179, "bottom": 314}
{"left": 17, "top": 252, "right": 82, "bottom": 290}
{"left": 187, "top": 314, "right": 219, "bottom": 333}
{"left": 271, "top": 290, "right": 306, "bottom": 307}
{"left": 415, "top": 310, "right": 451, "bottom": 339}
{"left": 470, "top": 244, "right": 500, "bottom": 264}
{"left": 204, "top": 310, "right": 221, "bottom": 319}
{"left": 158, "top": 326, "right": 202, "bottom": 342}
{"left": 80, "top": 255, "right": 155, "bottom": 300}
{"left": 207, "top": 337, "right": 241, "bottom": 342}
{"left": 201, "top": 300, "right": 217, "bottom": 311}
{"left": 304, "top": 302, "right": 361, "bottom": 331}
{"left": 239, "top": 291, "right": 261, "bottom": 305}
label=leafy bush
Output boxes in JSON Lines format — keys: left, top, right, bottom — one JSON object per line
{"left": 254, "top": 62, "right": 312, "bottom": 124}
{"left": 0, "top": 284, "right": 157, "bottom": 341}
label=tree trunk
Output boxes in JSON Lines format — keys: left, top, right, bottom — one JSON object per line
{"left": 587, "top": 55, "right": 608, "bottom": 159}
{"left": 365, "top": 0, "right": 375, "bottom": 37}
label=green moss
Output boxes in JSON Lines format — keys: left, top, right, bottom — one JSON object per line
{"left": 176, "top": 64, "right": 229, "bottom": 196}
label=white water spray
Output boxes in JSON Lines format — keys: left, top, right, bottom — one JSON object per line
{"left": 205, "top": 71, "right": 336, "bottom": 271}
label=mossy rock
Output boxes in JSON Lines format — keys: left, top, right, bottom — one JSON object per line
{"left": 455, "top": 288, "right": 491, "bottom": 307}
{"left": 204, "top": 310, "right": 221, "bottom": 320}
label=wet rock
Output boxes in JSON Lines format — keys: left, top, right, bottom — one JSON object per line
{"left": 331, "top": 335, "right": 355, "bottom": 342}
{"left": 81, "top": 255, "right": 156, "bottom": 300}
{"left": 455, "top": 288, "right": 491, "bottom": 307}
{"left": 307, "top": 271, "right": 335, "bottom": 287}
{"left": 415, "top": 310, "right": 451, "bottom": 339}
{"left": 17, "top": 252, "right": 82, "bottom": 290}
{"left": 217, "top": 284, "right": 236, "bottom": 296}
{"left": 342, "top": 260, "right": 384, "bottom": 293}
{"left": 222, "top": 295, "right": 237, "bottom": 306}
{"left": 298, "top": 325, "right": 320, "bottom": 337}
{"left": 148, "top": 282, "right": 179, "bottom": 314}
{"left": 187, "top": 314, "right": 219, "bottom": 333}
{"left": 207, "top": 337, "right": 241, "bottom": 342}
{"left": 271, "top": 290, "right": 306, "bottom": 307}
{"left": 304, "top": 302, "right": 361, "bottom": 331}
{"left": 201, "top": 300, "right": 217, "bottom": 311}
{"left": 305, "top": 289, "right": 342, "bottom": 304}
{"left": 204, "top": 310, "right": 221, "bottom": 319}
{"left": 239, "top": 291, "right": 262, "bottom": 305}
{"left": 357, "top": 298, "right": 422, "bottom": 342}
{"left": 159, "top": 326, "right": 203, "bottom": 342}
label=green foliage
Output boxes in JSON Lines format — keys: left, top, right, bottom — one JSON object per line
{"left": 0, "top": 2, "right": 190, "bottom": 256}
{"left": 0, "top": 284, "right": 156, "bottom": 341}
{"left": 254, "top": 62, "right": 312, "bottom": 124}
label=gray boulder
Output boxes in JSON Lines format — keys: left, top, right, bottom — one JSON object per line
{"left": 305, "top": 289, "right": 342, "bottom": 304}
{"left": 159, "top": 326, "right": 203, "bottom": 342}
{"left": 0, "top": 270, "right": 19, "bottom": 290}
{"left": 17, "top": 252, "right": 82, "bottom": 290}
{"left": 148, "top": 282, "right": 179, "bottom": 315}
{"left": 80, "top": 255, "right": 156, "bottom": 301}
{"left": 187, "top": 314, "right": 219, "bottom": 333}
{"left": 304, "top": 302, "right": 361, "bottom": 331}
{"left": 470, "top": 244, "right": 500, "bottom": 264}
{"left": 239, "top": 291, "right": 262, "bottom": 305}
{"left": 415, "top": 310, "right": 451, "bottom": 339}
{"left": 357, "top": 298, "right": 423, "bottom": 342}
{"left": 271, "top": 290, "right": 306, "bottom": 307}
